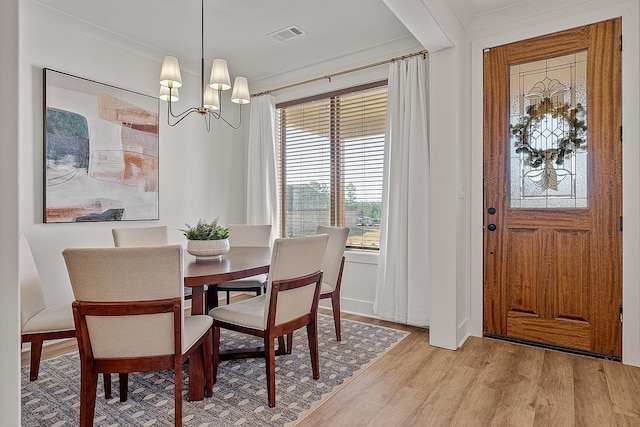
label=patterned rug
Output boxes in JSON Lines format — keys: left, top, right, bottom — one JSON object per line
{"left": 22, "top": 314, "right": 408, "bottom": 426}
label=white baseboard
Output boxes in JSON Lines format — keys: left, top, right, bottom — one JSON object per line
{"left": 320, "top": 296, "right": 377, "bottom": 318}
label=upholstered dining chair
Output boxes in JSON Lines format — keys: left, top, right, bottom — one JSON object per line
{"left": 20, "top": 235, "right": 76, "bottom": 381}
{"left": 63, "top": 245, "right": 213, "bottom": 427}
{"left": 316, "top": 226, "right": 350, "bottom": 341}
{"left": 209, "top": 234, "right": 328, "bottom": 407}
{"left": 111, "top": 225, "right": 193, "bottom": 301}
{"left": 206, "top": 224, "right": 271, "bottom": 309}
{"left": 111, "top": 225, "right": 169, "bottom": 247}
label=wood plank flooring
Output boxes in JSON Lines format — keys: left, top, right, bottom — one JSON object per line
{"left": 22, "top": 308, "right": 640, "bottom": 426}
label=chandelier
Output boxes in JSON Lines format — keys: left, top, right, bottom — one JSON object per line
{"left": 158, "top": 0, "right": 250, "bottom": 131}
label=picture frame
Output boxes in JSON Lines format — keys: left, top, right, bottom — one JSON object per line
{"left": 43, "top": 68, "right": 159, "bottom": 223}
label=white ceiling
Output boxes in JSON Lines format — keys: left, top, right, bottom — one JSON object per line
{"left": 29, "top": 0, "right": 585, "bottom": 87}
{"left": 31, "top": 0, "right": 416, "bottom": 84}
{"left": 458, "top": 0, "right": 531, "bottom": 15}
{"left": 446, "top": 0, "right": 597, "bottom": 34}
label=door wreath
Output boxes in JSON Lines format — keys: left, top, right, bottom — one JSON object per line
{"left": 511, "top": 98, "right": 587, "bottom": 169}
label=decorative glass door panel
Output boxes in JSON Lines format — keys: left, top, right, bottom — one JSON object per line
{"left": 509, "top": 51, "right": 588, "bottom": 208}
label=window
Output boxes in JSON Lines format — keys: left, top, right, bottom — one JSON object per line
{"left": 276, "top": 81, "right": 387, "bottom": 249}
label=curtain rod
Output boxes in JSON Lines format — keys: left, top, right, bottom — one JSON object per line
{"left": 251, "top": 49, "right": 428, "bottom": 97}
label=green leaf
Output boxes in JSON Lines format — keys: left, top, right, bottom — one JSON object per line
{"left": 179, "top": 217, "right": 229, "bottom": 240}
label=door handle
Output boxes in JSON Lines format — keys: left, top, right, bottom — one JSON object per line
{"left": 487, "top": 224, "right": 497, "bottom": 231}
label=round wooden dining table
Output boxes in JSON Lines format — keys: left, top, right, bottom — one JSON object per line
{"left": 184, "top": 245, "right": 272, "bottom": 315}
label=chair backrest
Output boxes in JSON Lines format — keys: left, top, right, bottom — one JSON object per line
{"left": 62, "top": 245, "right": 184, "bottom": 359}
{"left": 227, "top": 224, "right": 272, "bottom": 247}
{"left": 112, "top": 226, "right": 169, "bottom": 247}
{"left": 316, "top": 226, "right": 350, "bottom": 289}
{"left": 19, "top": 235, "right": 46, "bottom": 329}
{"left": 264, "top": 235, "right": 328, "bottom": 328}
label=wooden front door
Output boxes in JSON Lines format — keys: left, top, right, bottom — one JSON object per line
{"left": 483, "top": 19, "right": 622, "bottom": 358}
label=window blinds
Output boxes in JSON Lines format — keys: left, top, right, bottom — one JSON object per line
{"left": 276, "top": 82, "right": 387, "bottom": 249}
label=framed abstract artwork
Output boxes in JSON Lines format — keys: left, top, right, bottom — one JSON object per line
{"left": 43, "top": 68, "right": 159, "bottom": 223}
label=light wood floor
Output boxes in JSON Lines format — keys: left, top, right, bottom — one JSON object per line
{"left": 22, "top": 307, "right": 640, "bottom": 427}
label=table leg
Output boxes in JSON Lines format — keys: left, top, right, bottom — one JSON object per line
{"left": 190, "top": 286, "right": 205, "bottom": 315}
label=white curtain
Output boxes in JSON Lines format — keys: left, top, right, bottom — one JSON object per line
{"left": 246, "top": 95, "right": 279, "bottom": 240}
{"left": 373, "top": 55, "right": 430, "bottom": 326}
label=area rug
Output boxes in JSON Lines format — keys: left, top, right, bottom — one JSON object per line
{"left": 22, "top": 314, "right": 408, "bottom": 426}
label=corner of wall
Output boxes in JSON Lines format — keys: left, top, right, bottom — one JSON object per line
{"left": 1, "top": 0, "right": 22, "bottom": 423}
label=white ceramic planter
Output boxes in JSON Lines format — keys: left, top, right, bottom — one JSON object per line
{"left": 186, "top": 238, "right": 230, "bottom": 260}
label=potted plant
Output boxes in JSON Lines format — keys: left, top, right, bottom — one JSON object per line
{"left": 180, "top": 218, "right": 230, "bottom": 260}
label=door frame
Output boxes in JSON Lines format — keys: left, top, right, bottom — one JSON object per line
{"left": 467, "top": 3, "right": 640, "bottom": 366}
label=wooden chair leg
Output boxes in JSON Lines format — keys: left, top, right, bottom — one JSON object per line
{"left": 187, "top": 343, "right": 205, "bottom": 402}
{"left": 104, "top": 374, "right": 111, "bottom": 398}
{"left": 203, "top": 330, "right": 213, "bottom": 398}
{"left": 103, "top": 373, "right": 127, "bottom": 401}
{"left": 226, "top": 291, "right": 231, "bottom": 305}
{"left": 174, "top": 360, "right": 183, "bottom": 427}
{"left": 29, "top": 340, "right": 44, "bottom": 381}
{"left": 307, "top": 321, "right": 320, "bottom": 380}
{"left": 286, "top": 333, "right": 293, "bottom": 354}
{"left": 212, "top": 326, "right": 220, "bottom": 383}
{"left": 119, "top": 373, "right": 128, "bottom": 402}
{"left": 277, "top": 336, "right": 286, "bottom": 355}
{"left": 79, "top": 365, "right": 98, "bottom": 427}
{"left": 265, "top": 335, "right": 277, "bottom": 407}
{"left": 330, "top": 291, "right": 342, "bottom": 341}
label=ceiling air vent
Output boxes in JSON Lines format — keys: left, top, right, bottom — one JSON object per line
{"left": 268, "top": 25, "right": 306, "bottom": 42}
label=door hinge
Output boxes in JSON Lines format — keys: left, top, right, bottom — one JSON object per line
{"left": 620, "top": 306, "right": 623, "bottom": 322}
{"left": 620, "top": 216, "right": 623, "bottom": 232}
{"left": 620, "top": 125, "right": 623, "bottom": 142}
{"left": 620, "top": 35, "right": 623, "bottom": 51}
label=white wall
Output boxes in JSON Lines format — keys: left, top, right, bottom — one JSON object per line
{"left": 422, "top": 0, "right": 471, "bottom": 350}
{"left": 1, "top": 0, "right": 22, "bottom": 423}
{"left": 19, "top": 1, "right": 247, "bottom": 307}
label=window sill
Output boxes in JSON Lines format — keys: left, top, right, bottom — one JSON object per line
{"left": 345, "top": 249, "right": 379, "bottom": 265}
